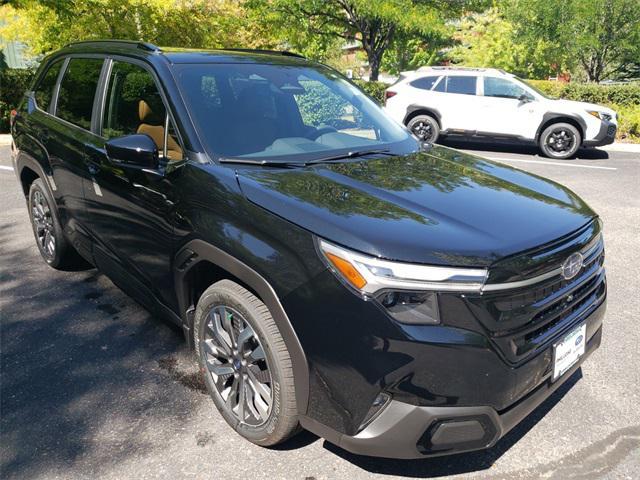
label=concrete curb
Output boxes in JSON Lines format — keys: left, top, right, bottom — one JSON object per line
{"left": 600, "top": 143, "right": 640, "bottom": 154}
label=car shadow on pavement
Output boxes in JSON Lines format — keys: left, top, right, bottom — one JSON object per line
{"left": 439, "top": 139, "right": 610, "bottom": 161}
{"left": 323, "top": 369, "right": 583, "bottom": 478}
{"left": 0, "top": 217, "right": 198, "bottom": 479}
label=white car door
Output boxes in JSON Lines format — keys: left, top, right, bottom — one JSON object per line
{"left": 437, "top": 75, "right": 483, "bottom": 132}
{"left": 480, "top": 76, "right": 543, "bottom": 139}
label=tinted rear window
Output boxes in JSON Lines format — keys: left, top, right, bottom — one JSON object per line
{"left": 409, "top": 76, "right": 440, "bottom": 90}
{"left": 34, "top": 60, "right": 64, "bottom": 112}
{"left": 446, "top": 76, "right": 477, "bottom": 95}
{"left": 56, "top": 58, "right": 104, "bottom": 130}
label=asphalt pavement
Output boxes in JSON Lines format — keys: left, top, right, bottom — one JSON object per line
{"left": 1, "top": 138, "right": 639, "bottom": 480}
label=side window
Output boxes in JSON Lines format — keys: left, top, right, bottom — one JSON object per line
{"left": 34, "top": 60, "right": 63, "bottom": 112}
{"left": 410, "top": 76, "right": 440, "bottom": 91}
{"left": 56, "top": 58, "right": 104, "bottom": 130}
{"left": 433, "top": 77, "right": 446, "bottom": 92}
{"left": 484, "top": 77, "right": 529, "bottom": 99}
{"left": 446, "top": 76, "right": 477, "bottom": 95}
{"left": 103, "top": 61, "right": 182, "bottom": 161}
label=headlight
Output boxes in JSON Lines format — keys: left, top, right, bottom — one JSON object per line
{"left": 587, "top": 110, "right": 612, "bottom": 122}
{"left": 317, "top": 239, "right": 487, "bottom": 294}
{"left": 318, "top": 239, "right": 488, "bottom": 325}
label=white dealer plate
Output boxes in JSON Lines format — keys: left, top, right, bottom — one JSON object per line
{"left": 553, "top": 323, "right": 586, "bottom": 381}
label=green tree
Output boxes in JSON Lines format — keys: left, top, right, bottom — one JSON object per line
{"left": 249, "top": 0, "right": 485, "bottom": 81}
{"left": 503, "top": 0, "right": 640, "bottom": 82}
{"left": 449, "top": 8, "right": 547, "bottom": 78}
{"left": 0, "top": 0, "right": 278, "bottom": 55}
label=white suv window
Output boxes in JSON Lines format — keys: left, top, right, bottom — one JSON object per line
{"left": 409, "top": 76, "right": 440, "bottom": 91}
{"left": 483, "top": 77, "right": 529, "bottom": 100}
{"left": 443, "top": 76, "right": 477, "bottom": 95}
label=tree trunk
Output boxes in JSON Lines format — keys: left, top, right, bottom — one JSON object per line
{"left": 368, "top": 51, "right": 382, "bottom": 81}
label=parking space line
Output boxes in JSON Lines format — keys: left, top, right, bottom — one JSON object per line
{"left": 0, "top": 165, "right": 14, "bottom": 172}
{"left": 481, "top": 156, "right": 617, "bottom": 171}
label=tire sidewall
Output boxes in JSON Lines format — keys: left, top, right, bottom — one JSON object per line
{"left": 194, "top": 283, "right": 287, "bottom": 444}
{"left": 28, "top": 179, "right": 65, "bottom": 268}
{"left": 407, "top": 114, "right": 440, "bottom": 143}
{"left": 540, "top": 123, "right": 581, "bottom": 159}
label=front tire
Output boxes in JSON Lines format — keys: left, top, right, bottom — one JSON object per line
{"left": 407, "top": 114, "right": 440, "bottom": 144}
{"left": 539, "top": 122, "right": 581, "bottom": 159}
{"left": 194, "top": 279, "right": 299, "bottom": 446}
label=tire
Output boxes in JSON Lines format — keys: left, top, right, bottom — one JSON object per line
{"left": 27, "top": 178, "right": 82, "bottom": 269}
{"left": 194, "top": 279, "right": 299, "bottom": 446}
{"left": 539, "top": 122, "right": 581, "bottom": 159}
{"left": 407, "top": 114, "right": 440, "bottom": 143}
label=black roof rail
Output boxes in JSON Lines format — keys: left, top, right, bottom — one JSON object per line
{"left": 64, "top": 40, "right": 161, "bottom": 53}
{"left": 222, "top": 48, "right": 305, "bottom": 59}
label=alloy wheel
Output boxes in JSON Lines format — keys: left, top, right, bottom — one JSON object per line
{"left": 411, "top": 120, "right": 434, "bottom": 142}
{"left": 202, "top": 305, "right": 273, "bottom": 426}
{"left": 547, "top": 128, "right": 575, "bottom": 155}
{"left": 31, "top": 189, "right": 56, "bottom": 259}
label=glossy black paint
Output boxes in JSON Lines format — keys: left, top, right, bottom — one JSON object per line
{"left": 104, "top": 134, "right": 159, "bottom": 170}
{"left": 11, "top": 42, "right": 606, "bottom": 457}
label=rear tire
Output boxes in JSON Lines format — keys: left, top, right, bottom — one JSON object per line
{"left": 539, "top": 122, "right": 581, "bottom": 159}
{"left": 407, "top": 114, "right": 440, "bottom": 144}
{"left": 27, "top": 178, "right": 82, "bottom": 270}
{"left": 194, "top": 279, "right": 299, "bottom": 446}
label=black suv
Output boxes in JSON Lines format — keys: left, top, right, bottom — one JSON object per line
{"left": 11, "top": 40, "right": 606, "bottom": 459}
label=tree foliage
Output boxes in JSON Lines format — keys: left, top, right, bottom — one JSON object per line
{"left": 502, "top": 0, "right": 640, "bottom": 82}
{"left": 248, "top": 0, "right": 486, "bottom": 81}
{"left": 0, "top": 0, "right": 278, "bottom": 55}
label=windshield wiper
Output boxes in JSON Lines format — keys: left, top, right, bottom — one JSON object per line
{"left": 218, "top": 157, "right": 302, "bottom": 167}
{"left": 305, "top": 148, "right": 396, "bottom": 165}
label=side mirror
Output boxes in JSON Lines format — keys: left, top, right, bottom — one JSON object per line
{"left": 518, "top": 93, "right": 534, "bottom": 103}
{"left": 105, "top": 134, "right": 159, "bottom": 170}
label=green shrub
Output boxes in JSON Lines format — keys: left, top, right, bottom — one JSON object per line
{"left": 353, "top": 80, "right": 387, "bottom": 104}
{"left": 526, "top": 80, "right": 640, "bottom": 106}
{"left": 614, "top": 104, "right": 640, "bottom": 141}
{"left": 0, "top": 68, "right": 35, "bottom": 133}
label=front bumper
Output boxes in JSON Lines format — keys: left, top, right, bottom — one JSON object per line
{"left": 300, "top": 303, "right": 606, "bottom": 459}
{"left": 584, "top": 120, "right": 617, "bottom": 147}
{"left": 303, "top": 319, "right": 602, "bottom": 459}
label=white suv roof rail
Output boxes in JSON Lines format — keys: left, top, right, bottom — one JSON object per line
{"left": 415, "top": 66, "right": 509, "bottom": 76}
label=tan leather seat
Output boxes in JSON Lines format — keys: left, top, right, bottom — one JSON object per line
{"left": 137, "top": 100, "right": 183, "bottom": 161}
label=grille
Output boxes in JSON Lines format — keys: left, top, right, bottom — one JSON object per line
{"left": 468, "top": 237, "right": 606, "bottom": 364}
{"left": 607, "top": 125, "right": 616, "bottom": 137}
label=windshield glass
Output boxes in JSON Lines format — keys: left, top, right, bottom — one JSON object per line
{"left": 516, "top": 77, "right": 553, "bottom": 99}
{"left": 175, "top": 62, "right": 418, "bottom": 162}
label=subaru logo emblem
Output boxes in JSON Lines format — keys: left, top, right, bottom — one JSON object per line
{"left": 561, "top": 252, "right": 583, "bottom": 280}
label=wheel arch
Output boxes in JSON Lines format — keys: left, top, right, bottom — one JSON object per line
{"left": 536, "top": 113, "right": 586, "bottom": 143}
{"left": 174, "top": 239, "right": 310, "bottom": 415}
{"left": 403, "top": 105, "right": 442, "bottom": 127}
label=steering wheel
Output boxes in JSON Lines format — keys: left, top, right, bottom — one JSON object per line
{"left": 307, "top": 125, "right": 338, "bottom": 140}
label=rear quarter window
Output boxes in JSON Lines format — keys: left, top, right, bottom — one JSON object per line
{"left": 34, "top": 60, "right": 64, "bottom": 112}
{"left": 55, "top": 58, "right": 104, "bottom": 130}
{"left": 409, "top": 76, "right": 440, "bottom": 91}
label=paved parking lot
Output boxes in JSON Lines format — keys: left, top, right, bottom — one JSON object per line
{"left": 1, "top": 139, "right": 639, "bottom": 480}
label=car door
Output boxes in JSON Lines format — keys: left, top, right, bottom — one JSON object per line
{"left": 83, "top": 58, "right": 184, "bottom": 312}
{"left": 480, "top": 76, "right": 541, "bottom": 138}
{"left": 43, "top": 56, "right": 106, "bottom": 258}
{"left": 437, "top": 75, "right": 482, "bottom": 132}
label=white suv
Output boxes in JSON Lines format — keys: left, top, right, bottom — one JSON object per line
{"left": 384, "top": 67, "right": 618, "bottom": 159}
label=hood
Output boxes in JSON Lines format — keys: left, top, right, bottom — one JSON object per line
{"left": 236, "top": 145, "right": 596, "bottom": 267}
{"left": 551, "top": 98, "right": 616, "bottom": 117}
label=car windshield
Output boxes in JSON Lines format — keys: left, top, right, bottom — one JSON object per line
{"left": 174, "top": 62, "right": 418, "bottom": 163}
{"left": 516, "top": 77, "right": 553, "bottom": 99}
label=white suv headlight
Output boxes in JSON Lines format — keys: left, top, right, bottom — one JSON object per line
{"left": 317, "top": 239, "right": 488, "bottom": 294}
